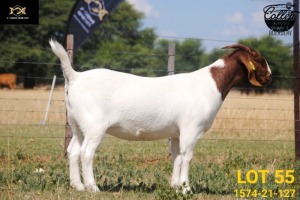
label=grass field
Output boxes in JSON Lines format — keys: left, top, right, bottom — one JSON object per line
{"left": 0, "top": 88, "right": 299, "bottom": 199}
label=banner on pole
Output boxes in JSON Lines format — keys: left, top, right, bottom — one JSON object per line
{"left": 67, "top": 0, "right": 123, "bottom": 50}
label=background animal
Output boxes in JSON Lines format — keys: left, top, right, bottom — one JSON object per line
{"left": 49, "top": 39, "right": 271, "bottom": 193}
{"left": 0, "top": 73, "right": 17, "bottom": 89}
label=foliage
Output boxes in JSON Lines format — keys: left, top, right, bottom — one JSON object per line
{"left": 0, "top": 1, "right": 295, "bottom": 90}
{"left": 73, "top": 2, "right": 159, "bottom": 77}
{"left": 152, "top": 39, "right": 206, "bottom": 76}
{"left": 202, "top": 48, "right": 227, "bottom": 66}
{"left": 0, "top": 1, "right": 158, "bottom": 85}
{"left": 0, "top": 0, "right": 73, "bottom": 87}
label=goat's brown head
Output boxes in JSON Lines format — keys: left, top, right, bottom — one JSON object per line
{"left": 222, "top": 44, "right": 272, "bottom": 87}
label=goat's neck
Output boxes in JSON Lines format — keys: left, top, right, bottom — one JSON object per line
{"left": 210, "top": 58, "right": 246, "bottom": 100}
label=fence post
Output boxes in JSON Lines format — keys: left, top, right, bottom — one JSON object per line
{"left": 168, "top": 43, "right": 176, "bottom": 156}
{"left": 64, "top": 34, "right": 74, "bottom": 157}
{"left": 294, "top": 0, "right": 300, "bottom": 160}
{"left": 168, "top": 43, "right": 176, "bottom": 75}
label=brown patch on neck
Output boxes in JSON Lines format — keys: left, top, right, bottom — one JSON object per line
{"left": 210, "top": 58, "right": 247, "bottom": 100}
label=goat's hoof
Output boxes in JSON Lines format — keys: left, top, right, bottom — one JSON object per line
{"left": 182, "top": 186, "right": 192, "bottom": 195}
{"left": 170, "top": 181, "right": 180, "bottom": 189}
{"left": 175, "top": 185, "right": 192, "bottom": 195}
{"left": 86, "top": 184, "right": 100, "bottom": 192}
{"left": 71, "top": 182, "right": 85, "bottom": 191}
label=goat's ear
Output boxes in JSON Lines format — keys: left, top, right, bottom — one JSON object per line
{"left": 222, "top": 44, "right": 259, "bottom": 57}
{"left": 239, "top": 55, "right": 262, "bottom": 87}
{"left": 222, "top": 44, "right": 252, "bottom": 52}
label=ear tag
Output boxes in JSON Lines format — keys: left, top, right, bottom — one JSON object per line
{"left": 249, "top": 61, "right": 255, "bottom": 70}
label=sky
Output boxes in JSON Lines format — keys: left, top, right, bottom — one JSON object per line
{"left": 126, "top": 0, "right": 294, "bottom": 52}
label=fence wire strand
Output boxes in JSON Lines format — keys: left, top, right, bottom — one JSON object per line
{"left": 0, "top": 44, "right": 295, "bottom": 143}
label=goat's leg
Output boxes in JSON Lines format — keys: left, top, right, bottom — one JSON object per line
{"left": 170, "top": 137, "right": 181, "bottom": 188}
{"left": 179, "top": 147, "right": 194, "bottom": 193}
{"left": 80, "top": 131, "right": 105, "bottom": 192}
{"left": 68, "top": 134, "right": 84, "bottom": 191}
{"left": 178, "top": 129, "right": 199, "bottom": 193}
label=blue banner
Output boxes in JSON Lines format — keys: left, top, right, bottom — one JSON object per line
{"left": 67, "top": 0, "right": 123, "bottom": 50}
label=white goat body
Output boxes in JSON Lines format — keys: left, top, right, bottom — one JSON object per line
{"left": 49, "top": 39, "right": 271, "bottom": 192}
{"left": 70, "top": 67, "right": 222, "bottom": 141}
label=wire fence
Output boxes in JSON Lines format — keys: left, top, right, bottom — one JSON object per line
{"left": 0, "top": 77, "right": 294, "bottom": 143}
{"left": 0, "top": 71, "right": 295, "bottom": 179}
{"left": 0, "top": 41, "right": 295, "bottom": 145}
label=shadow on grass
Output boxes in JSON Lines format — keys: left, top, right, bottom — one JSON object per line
{"left": 98, "top": 182, "right": 157, "bottom": 193}
{"left": 98, "top": 182, "right": 231, "bottom": 196}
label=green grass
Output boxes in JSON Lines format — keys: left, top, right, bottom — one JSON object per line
{"left": 0, "top": 125, "right": 299, "bottom": 199}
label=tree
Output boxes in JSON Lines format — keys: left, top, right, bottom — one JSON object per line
{"left": 0, "top": 1, "right": 158, "bottom": 87}
{"left": 202, "top": 48, "right": 226, "bottom": 67}
{"left": 151, "top": 38, "right": 206, "bottom": 76}
{"left": 0, "top": 0, "right": 73, "bottom": 88}
{"left": 74, "top": 2, "right": 158, "bottom": 76}
{"left": 0, "top": 0, "right": 294, "bottom": 91}
{"left": 151, "top": 39, "right": 176, "bottom": 76}
{"left": 176, "top": 39, "right": 205, "bottom": 72}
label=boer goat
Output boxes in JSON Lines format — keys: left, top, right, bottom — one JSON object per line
{"left": 49, "top": 40, "right": 271, "bottom": 192}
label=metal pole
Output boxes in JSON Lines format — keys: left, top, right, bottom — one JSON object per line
{"left": 64, "top": 34, "right": 74, "bottom": 157}
{"left": 294, "top": 0, "right": 300, "bottom": 160}
{"left": 40, "top": 75, "right": 57, "bottom": 125}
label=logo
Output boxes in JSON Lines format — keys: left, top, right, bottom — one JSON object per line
{"left": 73, "top": 0, "right": 109, "bottom": 33}
{"left": 9, "top": 5, "right": 26, "bottom": 17}
{"left": 0, "top": 0, "right": 39, "bottom": 24}
{"left": 85, "top": 0, "right": 108, "bottom": 21}
{"left": 263, "top": 2, "right": 299, "bottom": 36}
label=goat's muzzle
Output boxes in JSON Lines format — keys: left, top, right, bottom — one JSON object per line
{"left": 259, "top": 72, "right": 272, "bottom": 86}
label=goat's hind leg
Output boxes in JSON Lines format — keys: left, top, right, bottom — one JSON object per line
{"left": 68, "top": 123, "right": 85, "bottom": 191}
{"left": 170, "top": 137, "right": 181, "bottom": 188}
{"left": 80, "top": 126, "right": 106, "bottom": 192}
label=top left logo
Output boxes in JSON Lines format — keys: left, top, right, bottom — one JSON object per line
{"left": 9, "top": 5, "right": 27, "bottom": 17}
{"left": 0, "top": 0, "right": 39, "bottom": 24}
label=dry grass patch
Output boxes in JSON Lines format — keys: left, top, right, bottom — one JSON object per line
{"left": 0, "top": 88, "right": 65, "bottom": 125}
{"left": 208, "top": 90, "right": 293, "bottom": 141}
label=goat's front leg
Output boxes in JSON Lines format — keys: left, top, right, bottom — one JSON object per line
{"left": 80, "top": 134, "right": 104, "bottom": 192}
{"left": 179, "top": 146, "right": 194, "bottom": 193}
{"left": 178, "top": 128, "right": 200, "bottom": 194}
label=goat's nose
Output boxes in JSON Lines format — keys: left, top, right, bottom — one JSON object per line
{"left": 268, "top": 73, "right": 272, "bottom": 81}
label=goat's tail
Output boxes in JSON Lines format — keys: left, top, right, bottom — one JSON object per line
{"left": 49, "top": 39, "right": 76, "bottom": 81}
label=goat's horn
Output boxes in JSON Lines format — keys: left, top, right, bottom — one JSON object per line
{"left": 222, "top": 44, "right": 253, "bottom": 52}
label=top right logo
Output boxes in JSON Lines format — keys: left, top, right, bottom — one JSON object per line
{"left": 264, "top": 2, "right": 299, "bottom": 35}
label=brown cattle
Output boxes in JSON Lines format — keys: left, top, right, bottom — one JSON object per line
{"left": 0, "top": 73, "right": 17, "bottom": 89}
